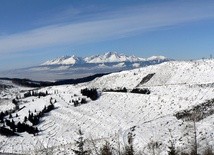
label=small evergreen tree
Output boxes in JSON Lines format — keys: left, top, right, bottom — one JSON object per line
{"left": 72, "top": 129, "right": 90, "bottom": 155}
{"left": 24, "top": 116, "right": 28, "bottom": 122}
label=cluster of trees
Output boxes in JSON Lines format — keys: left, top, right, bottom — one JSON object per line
{"left": 0, "top": 111, "right": 9, "bottom": 123}
{"left": 103, "top": 87, "right": 150, "bottom": 94}
{"left": 11, "top": 78, "right": 51, "bottom": 87}
{"left": 23, "top": 90, "right": 49, "bottom": 98}
{"left": 0, "top": 97, "right": 56, "bottom": 137}
{"left": 130, "top": 88, "right": 150, "bottom": 94}
{"left": 0, "top": 109, "right": 17, "bottom": 123}
{"left": 72, "top": 98, "right": 87, "bottom": 107}
{"left": 27, "top": 102, "right": 55, "bottom": 125}
{"left": 0, "top": 118, "right": 39, "bottom": 136}
{"left": 0, "top": 126, "right": 18, "bottom": 136}
{"left": 27, "top": 112, "right": 40, "bottom": 125}
{"left": 175, "top": 98, "right": 214, "bottom": 121}
{"left": 1, "top": 73, "right": 108, "bottom": 88}
{"left": 103, "top": 87, "right": 128, "bottom": 93}
{"left": 81, "top": 88, "right": 99, "bottom": 101}
{"left": 16, "top": 122, "right": 39, "bottom": 134}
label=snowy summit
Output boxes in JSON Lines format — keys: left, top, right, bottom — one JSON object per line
{"left": 42, "top": 55, "right": 84, "bottom": 65}
{"left": 42, "top": 52, "right": 169, "bottom": 65}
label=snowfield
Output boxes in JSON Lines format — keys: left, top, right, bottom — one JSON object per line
{"left": 0, "top": 59, "right": 214, "bottom": 154}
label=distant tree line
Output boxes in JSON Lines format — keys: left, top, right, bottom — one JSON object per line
{"left": 0, "top": 118, "right": 39, "bottom": 136}
{"left": 23, "top": 90, "right": 49, "bottom": 98}
{"left": 0, "top": 73, "right": 109, "bottom": 88}
{"left": 130, "top": 88, "right": 150, "bottom": 94}
{"left": 103, "top": 87, "right": 150, "bottom": 94}
{"left": 0, "top": 108, "right": 17, "bottom": 123}
{"left": 72, "top": 98, "right": 87, "bottom": 107}
{"left": 175, "top": 98, "right": 214, "bottom": 121}
{"left": 103, "top": 87, "right": 127, "bottom": 93}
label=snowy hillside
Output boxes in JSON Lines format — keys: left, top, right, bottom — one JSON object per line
{"left": 88, "top": 59, "right": 214, "bottom": 89}
{"left": 0, "top": 59, "right": 213, "bottom": 155}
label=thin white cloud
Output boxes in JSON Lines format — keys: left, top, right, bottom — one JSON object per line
{"left": 0, "top": 0, "right": 214, "bottom": 54}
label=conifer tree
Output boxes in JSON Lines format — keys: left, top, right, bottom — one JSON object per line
{"left": 72, "top": 129, "right": 90, "bottom": 155}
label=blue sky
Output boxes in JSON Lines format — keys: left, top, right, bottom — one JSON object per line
{"left": 1, "top": 0, "right": 214, "bottom": 70}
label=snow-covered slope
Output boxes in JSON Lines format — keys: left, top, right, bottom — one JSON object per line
{"left": 89, "top": 59, "right": 214, "bottom": 89}
{"left": 0, "top": 59, "right": 214, "bottom": 155}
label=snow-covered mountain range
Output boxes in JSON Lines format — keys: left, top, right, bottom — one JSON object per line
{"left": 41, "top": 52, "right": 168, "bottom": 65}
{"left": 0, "top": 52, "right": 170, "bottom": 81}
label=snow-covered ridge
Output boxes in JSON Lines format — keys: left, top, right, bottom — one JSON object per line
{"left": 41, "top": 52, "right": 169, "bottom": 65}
{"left": 84, "top": 52, "right": 145, "bottom": 63}
{"left": 88, "top": 59, "right": 214, "bottom": 89}
{"left": 42, "top": 55, "right": 84, "bottom": 65}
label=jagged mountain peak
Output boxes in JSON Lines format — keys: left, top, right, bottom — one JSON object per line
{"left": 104, "top": 51, "right": 118, "bottom": 56}
{"left": 41, "top": 52, "right": 169, "bottom": 65}
{"left": 85, "top": 52, "right": 128, "bottom": 63}
{"left": 42, "top": 55, "right": 84, "bottom": 65}
{"left": 85, "top": 52, "right": 145, "bottom": 63}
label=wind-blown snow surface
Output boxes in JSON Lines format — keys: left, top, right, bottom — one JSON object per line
{"left": 0, "top": 60, "right": 214, "bottom": 154}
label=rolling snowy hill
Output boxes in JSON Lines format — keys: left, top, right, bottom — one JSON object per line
{"left": 0, "top": 59, "right": 213, "bottom": 155}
